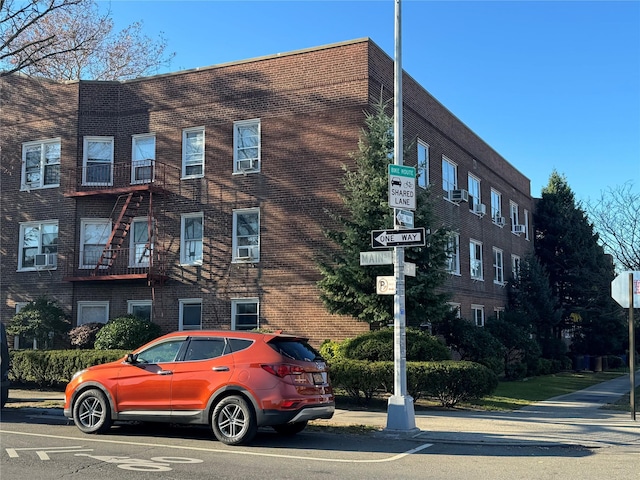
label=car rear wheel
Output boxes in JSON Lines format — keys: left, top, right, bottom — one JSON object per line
{"left": 73, "top": 389, "right": 112, "bottom": 434}
{"left": 211, "top": 395, "right": 257, "bottom": 445}
{"left": 272, "top": 420, "right": 308, "bottom": 436}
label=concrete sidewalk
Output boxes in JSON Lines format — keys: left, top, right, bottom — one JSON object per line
{"left": 4, "top": 372, "right": 639, "bottom": 448}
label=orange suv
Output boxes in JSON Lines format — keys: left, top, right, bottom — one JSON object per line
{"left": 64, "top": 330, "right": 334, "bottom": 445}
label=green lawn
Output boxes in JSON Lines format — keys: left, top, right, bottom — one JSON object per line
{"left": 469, "top": 371, "right": 629, "bottom": 411}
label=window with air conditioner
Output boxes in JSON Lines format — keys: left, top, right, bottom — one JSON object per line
{"left": 468, "top": 174, "right": 481, "bottom": 211}
{"left": 18, "top": 221, "right": 58, "bottom": 271}
{"left": 233, "top": 208, "right": 260, "bottom": 262}
{"left": 234, "top": 119, "right": 260, "bottom": 174}
{"left": 21, "top": 139, "right": 60, "bottom": 190}
{"left": 491, "top": 189, "right": 503, "bottom": 225}
{"left": 442, "top": 156, "right": 457, "bottom": 198}
{"left": 448, "top": 189, "right": 469, "bottom": 203}
{"left": 132, "top": 134, "right": 155, "bottom": 184}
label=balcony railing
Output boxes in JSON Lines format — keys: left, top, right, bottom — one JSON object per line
{"left": 64, "top": 161, "right": 179, "bottom": 196}
{"left": 63, "top": 247, "right": 168, "bottom": 283}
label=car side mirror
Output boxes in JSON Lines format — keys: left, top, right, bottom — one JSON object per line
{"left": 126, "top": 353, "right": 139, "bottom": 364}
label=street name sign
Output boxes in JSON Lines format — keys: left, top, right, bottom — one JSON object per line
{"left": 371, "top": 228, "right": 426, "bottom": 248}
{"left": 376, "top": 276, "right": 396, "bottom": 295}
{"left": 388, "top": 165, "right": 416, "bottom": 210}
{"left": 360, "top": 251, "right": 393, "bottom": 266}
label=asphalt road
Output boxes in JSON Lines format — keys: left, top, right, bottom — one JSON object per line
{"left": 1, "top": 408, "right": 639, "bottom": 480}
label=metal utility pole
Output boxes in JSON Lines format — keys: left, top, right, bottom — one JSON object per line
{"left": 385, "top": 0, "right": 417, "bottom": 432}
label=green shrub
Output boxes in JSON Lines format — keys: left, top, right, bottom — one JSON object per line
{"left": 94, "top": 315, "right": 161, "bottom": 350}
{"left": 328, "top": 358, "right": 392, "bottom": 405}
{"left": 340, "top": 328, "right": 451, "bottom": 362}
{"left": 418, "top": 361, "right": 499, "bottom": 407}
{"left": 6, "top": 296, "right": 71, "bottom": 350}
{"left": 319, "top": 339, "right": 344, "bottom": 361}
{"left": 9, "top": 349, "right": 128, "bottom": 388}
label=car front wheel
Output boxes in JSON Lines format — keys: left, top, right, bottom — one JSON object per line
{"left": 73, "top": 389, "right": 112, "bottom": 434}
{"left": 211, "top": 395, "right": 257, "bottom": 445}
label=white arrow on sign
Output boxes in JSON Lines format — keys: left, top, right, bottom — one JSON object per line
{"left": 372, "top": 228, "right": 425, "bottom": 248}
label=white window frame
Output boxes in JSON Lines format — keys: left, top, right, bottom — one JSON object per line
{"left": 511, "top": 254, "right": 521, "bottom": 280}
{"left": 510, "top": 201, "right": 520, "bottom": 232}
{"left": 129, "top": 217, "right": 152, "bottom": 267}
{"left": 442, "top": 156, "right": 457, "bottom": 196}
{"left": 21, "top": 138, "right": 61, "bottom": 190}
{"left": 232, "top": 208, "right": 260, "bottom": 262}
{"left": 231, "top": 298, "right": 260, "bottom": 330}
{"left": 131, "top": 133, "right": 155, "bottom": 184}
{"left": 83, "top": 136, "right": 114, "bottom": 186}
{"left": 233, "top": 119, "right": 261, "bottom": 174}
{"left": 127, "top": 300, "right": 152, "bottom": 322}
{"left": 494, "top": 307, "right": 505, "bottom": 320}
{"left": 179, "top": 298, "right": 202, "bottom": 330}
{"left": 470, "top": 239, "right": 484, "bottom": 280}
{"left": 491, "top": 189, "right": 503, "bottom": 225}
{"left": 447, "top": 302, "right": 461, "bottom": 318}
{"left": 445, "top": 233, "right": 460, "bottom": 275}
{"left": 182, "top": 127, "right": 205, "bottom": 178}
{"left": 180, "top": 212, "right": 203, "bottom": 265}
{"left": 524, "top": 209, "right": 530, "bottom": 240}
{"left": 18, "top": 220, "right": 58, "bottom": 271}
{"left": 417, "top": 140, "right": 429, "bottom": 189}
{"left": 77, "top": 301, "right": 109, "bottom": 326}
{"left": 467, "top": 174, "right": 481, "bottom": 210}
{"left": 472, "top": 304, "right": 485, "bottom": 327}
{"left": 79, "top": 218, "right": 111, "bottom": 269}
{"left": 493, "top": 247, "right": 504, "bottom": 285}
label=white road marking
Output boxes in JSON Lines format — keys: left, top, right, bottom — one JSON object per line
{"left": 1, "top": 429, "right": 432, "bottom": 463}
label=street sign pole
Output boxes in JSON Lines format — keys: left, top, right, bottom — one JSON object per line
{"left": 629, "top": 272, "right": 636, "bottom": 421}
{"left": 386, "top": 0, "right": 416, "bottom": 433}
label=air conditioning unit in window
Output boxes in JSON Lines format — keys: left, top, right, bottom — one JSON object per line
{"left": 494, "top": 216, "right": 505, "bottom": 227}
{"left": 448, "top": 189, "right": 469, "bottom": 203}
{"left": 473, "top": 203, "right": 486, "bottom": 216}
{"left": 512, "top": 224, "right": 526, "bottom": 235}
{"left": 236, "top": 246, "right": 256, "bottom": 260}
{"left": 34, "top": 253, "right": 57, "bottom": 269}
{"left": 237, "top": 159, "right": 259, "bottom": 172}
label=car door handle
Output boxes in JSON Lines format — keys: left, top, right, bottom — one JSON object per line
{"left": 212, "top": 366, "right": 230, "bottom": 372}
{"left": 157, "top": 370, "right": 173, "bottom": 375}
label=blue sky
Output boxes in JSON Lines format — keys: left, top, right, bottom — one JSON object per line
{"left": 105, "top": 0, "right": 640, "bottom": 204}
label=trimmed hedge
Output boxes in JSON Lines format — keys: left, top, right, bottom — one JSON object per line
{"left": 9, "top": 349, "right": 128, "bottom": 388}
{"left": 328, "top": 358, "right": 498, "bottom": 407}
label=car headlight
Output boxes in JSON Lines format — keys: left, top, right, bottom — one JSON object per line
{"left": 70, "top": 369, "right": 87, "bottom": 382}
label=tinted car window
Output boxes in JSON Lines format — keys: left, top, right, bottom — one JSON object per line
{"left": 268, "top": 339, "right": 322, "bottom": 361}
{"left": 227, "top": 338, "right": 253, "bottom": 353}
{"left": 183, "top": 338, "right": 227, "bottom": 361}
{"left": 136, "top": 340, "right": 184, "bottom": 363}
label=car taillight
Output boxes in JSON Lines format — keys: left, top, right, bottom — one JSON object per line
{"left": 261, "top": 364, "right": 305, "bottom": 378}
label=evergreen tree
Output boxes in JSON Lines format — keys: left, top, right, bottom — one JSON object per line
{"left": 534, "top": 171, "right": 625, "bottom": 355}
{"left": 317, "top": 99, "right": 451, "bottom": 328}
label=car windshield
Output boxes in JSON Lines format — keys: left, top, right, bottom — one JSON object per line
{"left": 268, "top": 339, "right": 323, "bottom": 362}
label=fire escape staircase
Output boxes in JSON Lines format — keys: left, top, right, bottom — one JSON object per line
{"left": 93, "top": 193, "right": 145, "bottom": 275}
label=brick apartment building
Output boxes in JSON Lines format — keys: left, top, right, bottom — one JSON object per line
{"left": 0, "top": 38, "right": 534, "bottom": 347}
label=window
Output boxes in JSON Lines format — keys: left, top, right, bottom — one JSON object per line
{"left": 21, "top": 139, "right": 60, "bottom": 190}
{"left": 232, "top": 299, "right": 259, "bottom": 330}
{"left": 78, "top": 301, "right": 109, "bottom": 326}
{"left": 494, "top": 307, "right": 505, "bottom": 320}
{"left": 442, "top": 156, "right": 457, "bottom": 194}
{"left": 524, "top": 209, "right": 530, "bottom": 240}
{"left": 181, "top": 213, "right": 203, "bottom": 265}
{"left": 182, "top": 127, "right": 204, "bottom": 178}
{"left": 417, "top": 141, "right": 429, "bottom": 189}
{"left": 467, "top": 174, "right": 481, "bottom": 210}
{"left": 14, "top": 303, "right": 35, "bottom": 349}
{"left": 511, "top": 254, "right": 521, "bottom": 279}
{"left": 472, "top": 305, "right": 485, "bottom": 327}
{"left": 130, "top": 218, "right": 152, "bottom": 266}
{"left": 18, "top": 221, "right": 58, "bottom": 270}
{"left": 132, "top": 134, "right": 155, "bottom": 184}
{"left": 184, "top": 338, "right": 228, "bottom": 361}
{"left": 83, "top": 137, "right": 114, "bottom": 185}
{"left": 447, "top": 303, "right": 461, "bottom": 318}
{"left": 445, "top": 233, "right": 460, "bottom": 275}
{"left": 233, "top": 208, "right": 260, "bottom": 262}
{"left": 493, "top": 247, "right": 504, "bottom": 285}
{"left": 179, "top": 299, "right": 202, "bottom": 330}
{"left": 491, "top": 189, "right": 503, "bottom": 224}
{"left": 128, "top": 300, "right": 152, "bottom": 322}
{"left": 510, "top": 201, "right": 520, "bottom": 232}
{"left": 470, "top": 239, "right": 483, "bottom": 280}
{"left": 233, "top": 119, "right": 260, "bottom": 173}
{"left": 137, "top": 339, "right": 184, "bottom": 363}
{"left": 80, "top": 219, "right": 111, "bottom": 268}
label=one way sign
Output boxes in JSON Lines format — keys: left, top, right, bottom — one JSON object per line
{"left": 371, "top": 228, "right": 426, "bottom": 248}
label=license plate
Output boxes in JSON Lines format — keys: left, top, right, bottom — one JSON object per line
{"left": 312, "top": 373, "right": 324, "bottom": 384}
